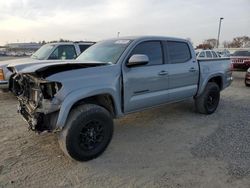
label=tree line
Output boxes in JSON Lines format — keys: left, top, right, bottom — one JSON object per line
{"left": 196, "top": 36, "right": 250, "bottom": 49}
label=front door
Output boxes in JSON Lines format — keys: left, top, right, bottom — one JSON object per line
{"left": 123, "top": 41, "right": 169, "bottom": 113}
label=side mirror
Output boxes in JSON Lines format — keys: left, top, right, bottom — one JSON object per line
{"left": 127, "top": 54, "right": 149, "bottom": 67}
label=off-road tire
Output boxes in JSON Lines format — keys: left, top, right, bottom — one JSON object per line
{"left": 58, "top": 104, "right": 113, "bottom": 161}
{"left": 195, "top": 82, "right": 220, "bottom": 114}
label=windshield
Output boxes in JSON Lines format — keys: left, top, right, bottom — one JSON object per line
{"left": 31, "top": 44, "right": 55, "bottom": 60}
{"left": 76, "top": 39, "right": 132, "bottom": 64}
{"left": 232, "top": 50, "right": 250, "bottom": 57}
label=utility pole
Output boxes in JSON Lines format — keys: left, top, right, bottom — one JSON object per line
{"left": 216, "top": 17, "right": 224, "bottom": 48}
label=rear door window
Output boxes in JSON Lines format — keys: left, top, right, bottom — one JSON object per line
{"left": 166, "top": 41, "right": 191, "bottom": 63}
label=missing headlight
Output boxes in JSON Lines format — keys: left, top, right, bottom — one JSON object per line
{"left": 40, "top": 82, "right": 62, "bottom": 99}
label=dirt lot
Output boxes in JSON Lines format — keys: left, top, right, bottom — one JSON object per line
{"left": 0, "top": 71, "right": 249, "bottom": 188}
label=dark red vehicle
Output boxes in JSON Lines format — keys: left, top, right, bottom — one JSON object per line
{"left": 231, "top": 50, "right": 250, "bottom": 69}
{"left": 245, "top": 68, "right": 250, "bottom": 87}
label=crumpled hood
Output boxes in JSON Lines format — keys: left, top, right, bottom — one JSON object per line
{"left": 7, "top": 60, "right": 110, "bottom": 77}
{"left": 7, "top": 59, "right": 71, "bottom": 73}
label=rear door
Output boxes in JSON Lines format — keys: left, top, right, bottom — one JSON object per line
{"left": 164, "top": 41, "right": 199, "bottom": 101}
{"left": 123, "top": 41, "right": 169, "bottom": 112}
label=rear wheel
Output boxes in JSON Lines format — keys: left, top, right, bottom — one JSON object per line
{"left": 58, "top": 104, "right": 113, "bottom": 161}
{"left": 195, "top": 82, "right": 220, "bottom": 114}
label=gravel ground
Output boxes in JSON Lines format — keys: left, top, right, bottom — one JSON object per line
{"left": 192, "top": 71, "right": 250, "bottom": 180}
{"left": 0, "top": 71, "right": 249, "bottom": 188}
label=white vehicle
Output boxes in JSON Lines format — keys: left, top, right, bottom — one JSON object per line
{"left": 196, "top": 50, "right": 220, "bottom": 59}
{"left": 214, "top": 49, "right": 231, "bottom": 57}
{"left": 0, "top": 42, "right": 95, "bottom": 90}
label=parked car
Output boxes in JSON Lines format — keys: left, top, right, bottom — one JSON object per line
{"left": 0, "top": 42, "right": 94, "bottom": 91}
{"left": 214, "top": 49, "right": 231, "bottom": 57}
{"left": 196, "top": 50, "right": 220, "bottom": 59}
{"left": 231, "top": 50, "right": 250, "bottom": 69}
{"left": 245, "top": 68, "right": 250, "bottom": 87}
{"left": 8, "top": 36, "right": 232, "bottom": 161}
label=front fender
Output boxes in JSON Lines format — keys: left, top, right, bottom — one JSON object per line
{"left": 55, "top": 87, "right": 121, "bottom": 129}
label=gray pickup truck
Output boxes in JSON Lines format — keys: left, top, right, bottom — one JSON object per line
{"left": 0, "top": 42, "right": 94, "bottom": 90}
{"left": 8, "top": 36, "right": 232, "bottom": 161}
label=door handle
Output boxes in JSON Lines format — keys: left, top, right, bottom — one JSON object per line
{"left": 189, "top": 67, "right": 197, "bottom": 72}
{"left": 158, "top": 70, "right": 168, "bottom": 76}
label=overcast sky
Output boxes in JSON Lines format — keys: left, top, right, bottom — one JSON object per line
{"left": 0, "top": 0, "right": 249, "bottom": 46}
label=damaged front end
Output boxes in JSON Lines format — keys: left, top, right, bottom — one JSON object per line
{"left": 9, "top": 73, "right": 62, "bottom": 133}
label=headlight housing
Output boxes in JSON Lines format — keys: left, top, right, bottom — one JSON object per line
{"left": 40, "top": 82, "right": 62, "bottom": 99}
{"left": 247, "top": 68, "right": 250, "bottom": 73}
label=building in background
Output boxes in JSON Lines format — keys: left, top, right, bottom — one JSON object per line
{"left": 0, "top": 43, "right": 42, "bottom": 56}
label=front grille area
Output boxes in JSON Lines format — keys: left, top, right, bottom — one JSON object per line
{"left": 19, "top": 104, "right": 46, "bottom": 132}
{"left": 10, "top": 73, "right": 60, "bottom": 133}
{"left": 231, "top": 59, "right": 244, "bottom": 64}
{"left": 10, "top": 74, "right": 42, "bottom": 109}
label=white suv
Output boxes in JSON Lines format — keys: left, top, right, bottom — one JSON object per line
{"left": 196, "top": 50, "right": 220, "bottom": 59}
{"left": 0, "top": 42, "right": 95, "bottom": 90}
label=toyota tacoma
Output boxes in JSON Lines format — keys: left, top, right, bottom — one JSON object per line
{"left": 8, "top": 36, "right": 233, "bottom": 161}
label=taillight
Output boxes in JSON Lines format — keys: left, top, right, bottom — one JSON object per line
{"left": 0, "top": 69, "right": 5, "bottom": 80}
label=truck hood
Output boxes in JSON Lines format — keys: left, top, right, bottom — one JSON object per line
{"left": 0, "top": 57, "right": 33, "bottom": 67}
{"left": 0, "top": 57, "right": 67, "bottom": 69}
{"left": 7, "top": 60, "right": 110, "bottom": 77}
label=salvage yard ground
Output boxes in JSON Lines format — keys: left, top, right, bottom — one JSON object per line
{"left": 0, "top": 71, "right": 249, "bottom": 188}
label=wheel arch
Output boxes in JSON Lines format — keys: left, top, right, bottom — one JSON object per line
{"left": 197, "top": 74, "right": 224, "bottom": 97}
{"left": 72, "top": 94, "right": 116, "bottom": 117}
{"left": 208, "top": 76, "right": 223, "bottom": 90}
{"left": 55, "top": 89, "right": 119, "bottom": 130}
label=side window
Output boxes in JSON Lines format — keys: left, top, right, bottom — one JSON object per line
{"left": 212, "top": 51, "right": 218, "bottom": 58}
{"left": 49, "top": 45, "right": 77, "bottom": 60}
{"left": 130, "top": 41, "right": 163, "bottom": 65}
{"left": 199, "top": 51, "right": 205, "bottom": 58}
{"left": 79, "top": 45, "right": 91, "bottom": 53}
{"left": 205, "top": 51, "right": 212, "bottom": 58}
{"left": 167, "top": 41, "right": 191, "bottom": 63}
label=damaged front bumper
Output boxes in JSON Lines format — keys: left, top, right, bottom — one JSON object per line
{"left": 10, "top": 73, "right": 62, "bottom": 133}
{"left": 17, "top": 98, "right": 60, "bottom": 132}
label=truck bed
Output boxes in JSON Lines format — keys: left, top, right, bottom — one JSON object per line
{"left": 197, "top": 58, "right": 232, "bottom": 96}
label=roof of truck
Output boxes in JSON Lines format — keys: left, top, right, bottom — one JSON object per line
{"left": 107, "top": 35, "right": 189, "bottom": 42}
{"left": 47, "top": 42, "right": 95, "bottom": 45}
